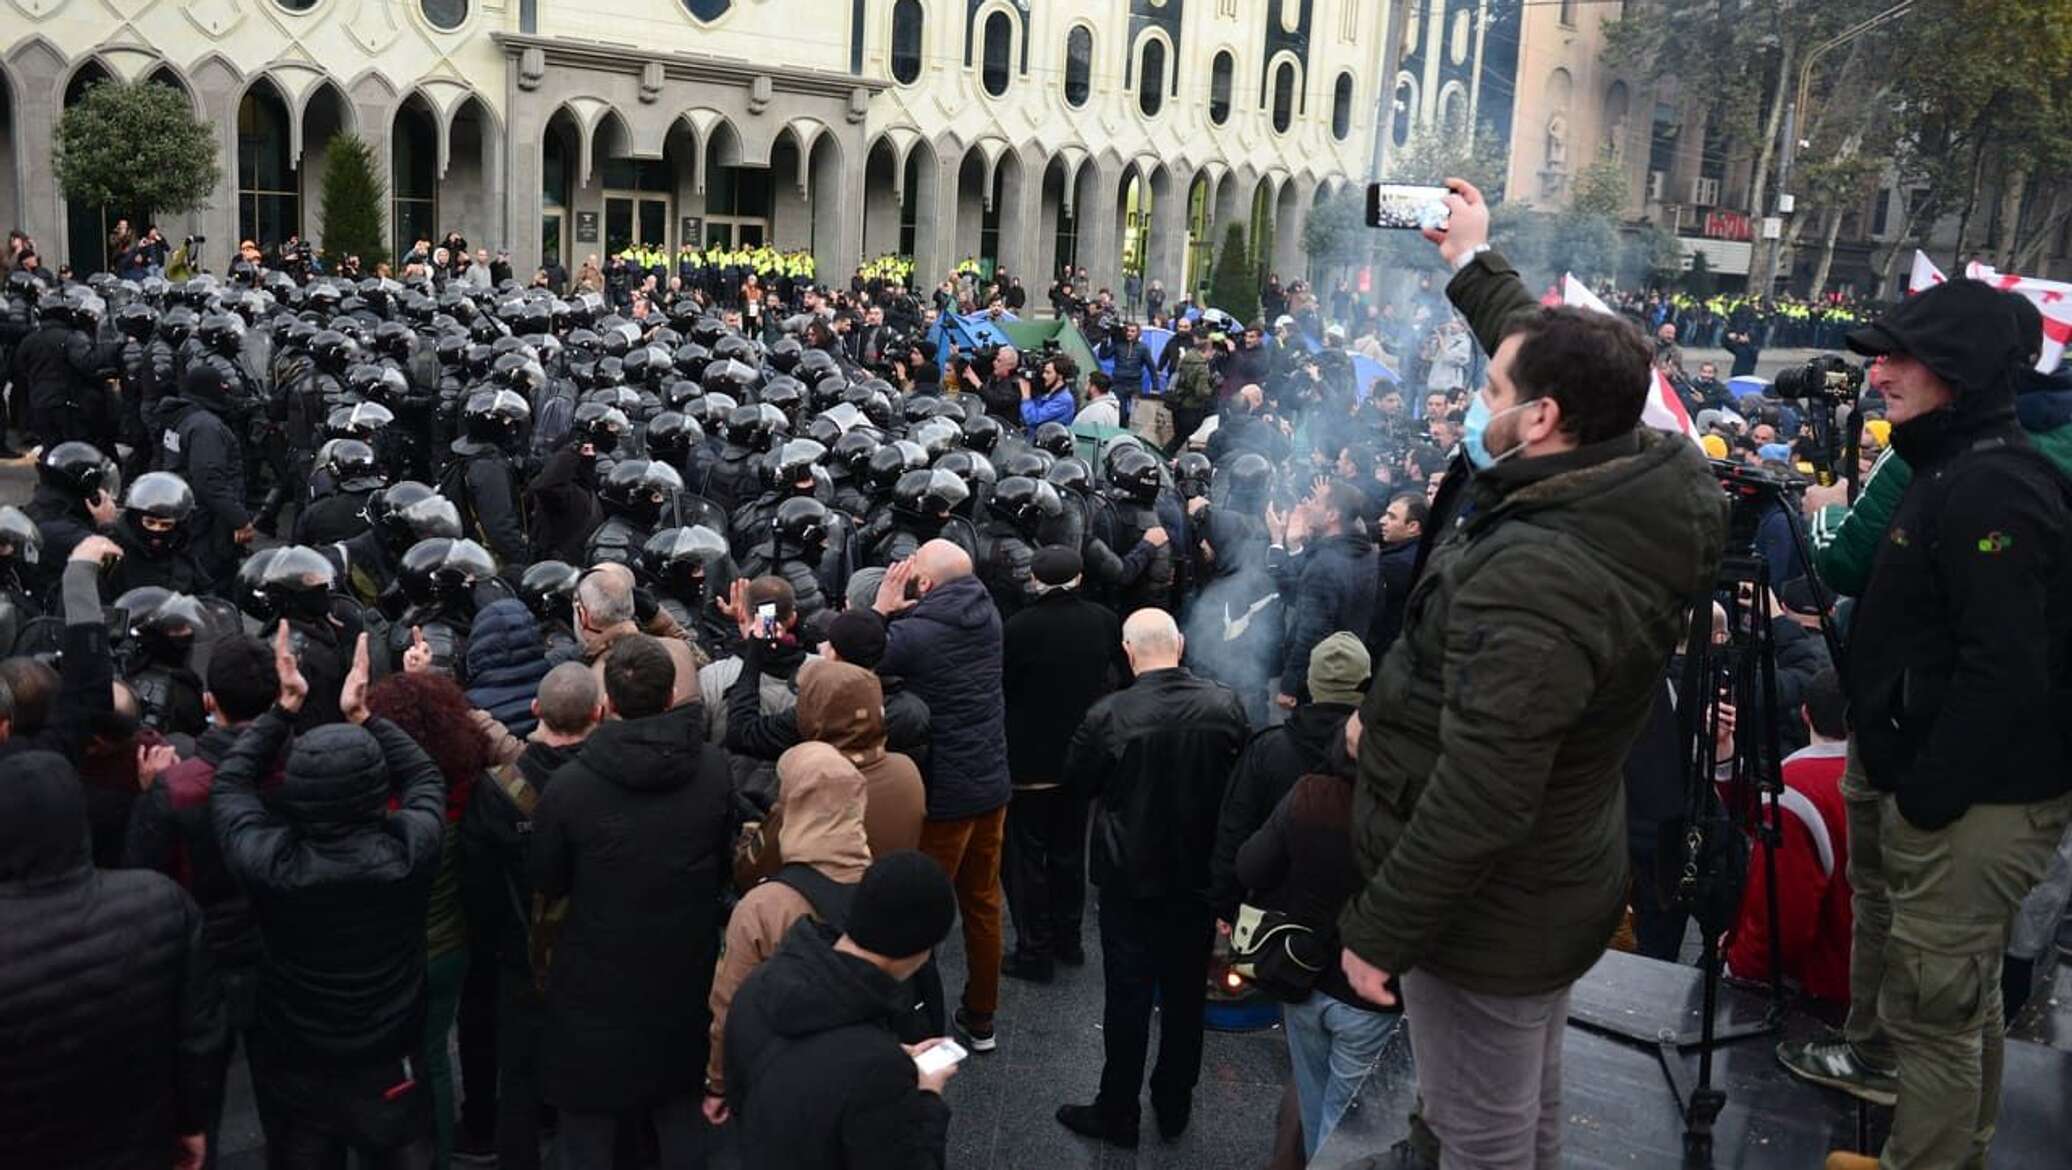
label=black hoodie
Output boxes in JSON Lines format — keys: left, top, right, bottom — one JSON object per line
{"left": 1208, "top": 700, "right": 1356, "bottom": 919}
{"left": 1845, "top": 280, "right": 2072, "bottom": 828}
{"left": 530, "top": 709, "right": 734, "bottom": 1112}
{"left": 1, "top": 751, "right": 224, "bottom": 1170}
{"left": 723, "top": 919, "right": 950, "bottom": 1170}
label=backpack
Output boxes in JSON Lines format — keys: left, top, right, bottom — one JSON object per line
{"left": 488, "top": 761, "right": 572, "bottom": 991}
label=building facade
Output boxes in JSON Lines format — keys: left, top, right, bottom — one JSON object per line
{"left": 1, "top": 0, "right": 1381, "bottom": 301}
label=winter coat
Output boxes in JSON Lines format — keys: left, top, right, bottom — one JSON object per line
{"left": 158, "top": 392, "right": 251, "bottom": 571}
{"left": 1237, "top": 756, "right": 1393, "bottom": 1013}
{"left": 25, "top": 483, "right": 100, "bottom": 577}
{"left": 1209, "top": 701, "right": 1356, "bottom": 919}
{"left": 211, "top": 711, "right": 448, "bottom": 1060}
{"left": 1275, "top": 532, "right": 1380, "bottom": 698}
{"left": 1064, "top": 665, "right": 1248, "bottom": 902}
{"left": 531, "top": 709, "right": 734, "bottom": 1111}
{"left": 459, "top": 739, "right": 580, "bottom": 975}
{"left": 1, "top": 752, "right": 223, "bottom": 1170}
{"left": 723, "top": 919, "right": 952, "bottom": 1169}
{"left": 526, "top": 445, "right": 602, "bottom": 565}
{"left": 464, "top": 599, "right": 553, "bottom": 738}
{"left": 1847, "top": 369, "right": 2072, "bottom": 830}
{"left": 123, "top": 724, "right": 270, "bottom": 968}
{"left": 1367, "top": 537, "right": 1419, "bottom": 653}
{"left": 879, "top": 574, "right": 1009, "bottom": 820}
{"left": 1018, "top": 387, "right": 1076, "bottom": 439}
{"left": 723, "top": 651, "right": 933, "bottom": 775}
{"left": 708, "top": 742, "right": 873, "bottom": 1093}
{"left": 704, "top": 638, "right": 808, "bottom": 810}
{"left": 445, "top": 438, "right": 529, "bottom": 571}
{"left": 791, "top": 662, "right": 927, "bottom": 864}
{"left": 1340, "top": 246, "right": 1728, "bottom": 1000}
{"left": 1002, "top": 587, "right": 1125, "bottom": 785}
{"left": 0, "top": 561, "right": 114, "bottom": 765}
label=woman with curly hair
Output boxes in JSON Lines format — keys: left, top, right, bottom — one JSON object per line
{"left": 368, "top": 670, "right": 496, "bottom": 1170}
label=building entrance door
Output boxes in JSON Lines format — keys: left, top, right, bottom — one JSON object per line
{"left": 604, "top": 193, "right": 671, "bottom": 256}
{"left": 702, "top": 216, "right": 768, "bottom": 250}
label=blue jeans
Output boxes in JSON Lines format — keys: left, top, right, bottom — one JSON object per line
{"left": 1282, "top": 991, "right": 1399, "bottom": 1159}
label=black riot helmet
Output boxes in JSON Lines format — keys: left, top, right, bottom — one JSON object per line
{"left": 1225, "top": 452, "right": 1274, "bottom": 511}
{"left": 120, "top": 472, "right": 197, "bottom": 556}
{"left": 346, "top": 362, "right": 408, "bottom": 403}
{"left": 1032, "top": 421, "right": 1075, "bottom": 459}
{"left": 711, "top": 333, "right": 759, "bottom": 369}
{"left": 372, "top": 481, "right": 464, "bottom": 559}
{"left": 809, "top": 374, "right": 848, "bottom": 413}
{"left": 830, "top": 429, "right": 883, "bottom": 477}
{"left": 116, "top": 587, "right": 210, "bottom": 666}
{"left": 491, "top": 352, "right": 547, "bottom": 397}
{"left": 518, "top": 560, "right": 581, "bottom": 629}
{"left": 38, "top": 441, "right": 116, "bottom": 503}
{"left": 760, "top": 375, "right": 806, "bottom": 421}
{"left": 643, "top": 411, "right": 702, "bottom": 465}
{"left": 260, "top": 545, "right": 340, "bottom": 624}
{"left": 767, "top": 438, "right": 828, "bottom": 494}
{"left": 796, "top": 348, "right": 840, "bottom": 386}
{"left": 672, "top": 342, "right": 713, "bottom": 382}
{"left": 1107, "top": 446, "right": 1163, "bottom": 504}
{"left": 233, "top": 549, "right": 281, "bottom": 622}
{"left": 599, "top": 459, "right": 683, "bottom": 526}
{"left": 462, "top": 388, "right": 533, "bottom": 448}
{"left": 432, "top": 330, "right": 471, "bottom": 367}
{"left": 688, "top": 392, "right": 736, "bottom": 432}
{"left": 774, "top": 496, "right": 830, "bottom": 553}
{"left": 398, "top": 537, "right": 498, "bottom": 606}
{"left": 640, "top": 525, "right": 733, "bottom": 604}
{"left": 909, "top": 417, "right": 961, "bottom": 462}
{"left": 995, "top": 448, "right": 1054, "bottom": 480}
{"left": 158, "top": 306, "right": 199, "bottom": 347}
{"left": 892, "top": 468, "right": 970, "bottom": 519}
{"left": 991, "top": 476, "right": 1063, "bottom": 537}
{"left": 373, "top": 320, "right": 416, "bottom": 361}
{"left": 318, "top": 438, "right": 385, "bottom": 493}
{"left": 0, "top": 505, "right": 44, "bottom": 576}
{"left": 960, "top": 413, "right": 1005, "bottom": 456}
{"left": 724, "top": 403, "right": 777, "bottom": 453}
{"left": 702, "top": 357, "right": 760, "bottom": 398}
{"left": 326, "top": 400, "right": 396, "bottom": 442}
{"left": 198, "top": 310, "right": 246, "bottom": 356}
{"left": 866, "top": 439, "right": 929, "bottom": 492}
{"left": 572, "top": 402, "right": 630, "bottom": 456}
{"left": 766, "top": 335, "right": 804, "bottom": 374}
{"left": 309, "top": 329, "right": 356, "bottom": 374}
{"left": 933, "top": 449, "right": 996, "bottom": 496}
{"left": 1045, "top": 455, "right": 1093, "bottom": 495}
{"left": 114, "top": 301, "right": 159, "bottom": 342}
{"left": 662, "top": 379, "right": 703, "bottom": 412}
{"left": 1174, "top": 451, "right": 1214, "bottom": 500}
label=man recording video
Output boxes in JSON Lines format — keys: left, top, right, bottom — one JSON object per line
{"left": 1778, "top": 280, "right": 2072, "bottom": 1170}
{"left": 964, "top": 344, "right": 1027, "bottom": 427}
{"left": 1335, "top": 178, "right": 1728, "bottom": 1168}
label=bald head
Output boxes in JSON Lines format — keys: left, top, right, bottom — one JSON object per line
{"left": 577, "top": 563, "right": 636, "bottom": 631}
{"left": 915, "top": 540, "right": 973, "bottom": 586}
{"left": 1121, "top": 608, "right": 1183, "bottom": 674}
{"left": 535, "top": 662, "right": 602, "bottom": 738}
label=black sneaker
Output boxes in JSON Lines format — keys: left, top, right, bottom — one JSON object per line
{"left": 451, "top": 1132, "right": 498, "bottom": 1166}
{"left": 954, "top": 1007, "right": 997, "bottom": 1053}
{"left": 1152, "top": 1095, "right": 1191, "bottom": 1142}
{"left": 1056, "top": 1103, "right": 1139, "bottom": 1149}
{"left": 1002, "top": 950, "right": 1055, "bottom": 984}
{"left": 1777, "top": 1036, "right": 1898, "bottom": 1106}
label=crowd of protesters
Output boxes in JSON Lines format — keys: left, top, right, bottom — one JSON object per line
{"left": 0, "top": 158, "right": 2068, "bottom": 1170}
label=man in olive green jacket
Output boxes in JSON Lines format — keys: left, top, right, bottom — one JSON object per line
{"left": 1337, "top": 181, "right": 1729, "bottom": 1168}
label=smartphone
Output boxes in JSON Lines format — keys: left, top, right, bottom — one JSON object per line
{"left": 913, "top": 1039, "right": 968, "bottom": 1077}
{"left": 755, "top": 602, "right": 778, "bottom": 639}
{"left": 1366, "top": 183, "right": 1453, "bottom": 231}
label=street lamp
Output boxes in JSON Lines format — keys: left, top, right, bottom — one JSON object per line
{"left": 1762, "top": 0, "right": 1913, "bottom": 292}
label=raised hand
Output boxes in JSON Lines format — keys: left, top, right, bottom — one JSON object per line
{"left": 340, "top": 633, "right": 373, "bottom": 725}
{"left": 273, "top": 624, "right": 309, "bottom": 714}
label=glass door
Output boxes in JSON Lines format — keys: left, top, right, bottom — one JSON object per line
{"left": 541, "top": 211, "right": 565, "bottom": 276}
{"left": 606, "top": 194, "right": 672, "bottom": 257}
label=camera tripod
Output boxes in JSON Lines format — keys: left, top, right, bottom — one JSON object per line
{"left": 1573, "top": 472, "right": 1846, "bottom": 1166}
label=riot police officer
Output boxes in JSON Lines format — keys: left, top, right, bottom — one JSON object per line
{"left": 333, "top": 482, "right": 464, "bottom": 610}
{"left": 113, "top": 586, "right": 209, "bottom": 738}
{"left": 587, "top": 458, "right": 683, "bottom": 567}
{"left": 155, "top": 366, "right": 253, "bottom": 588}
{"left": 445, "top": 388, "right": 533, "bottom": 572}
{"left": 107, "top": 472, "right": 207, "bottom": 596}
{"left": 977, "top": 475, "right": 1061, "bottom": 617}
{"left": 518, "top": 559, "right": 583, "bottom": 663}
{"left": 295, "top": 439, "right": 385, "bottom": 546}
{"left": 640, "top": 525, "right": 736, "bottom": 655}
{"left": 389, "top": 536, "right": 501, "bottom": 675}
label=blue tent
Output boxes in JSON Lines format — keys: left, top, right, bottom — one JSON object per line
{"left": 1352, "top": 355, "right": 1399, "bottom": 401}
{"left": 925, "top": 311, "right": 1021, "bottom": 359}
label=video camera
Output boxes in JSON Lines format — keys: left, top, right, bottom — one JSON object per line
{"left": 1712, "top": 460, "right": 1797, "bottom": 551}
{"left": 1772, "top": 353, "right": 1863, "bottom": 402}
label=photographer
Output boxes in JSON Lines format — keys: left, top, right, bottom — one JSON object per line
{"left": 1018, "top": 354, "right": 1077, "bottom": 441}
{"left": 965, "top": 344, "right": 1028, "bottom": 427}
{"left": 1337, "top": 177, "right": 1727, "bottom": 1168}
{"left": 1779, "top": 283, "right": 2072, "bottom": 1170}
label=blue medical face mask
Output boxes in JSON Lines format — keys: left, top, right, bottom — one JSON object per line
{"left": 1462, "top": 394, "right": 1541, "bottom": 470}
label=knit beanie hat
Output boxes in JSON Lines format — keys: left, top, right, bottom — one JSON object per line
{"left": 845, "top": 851, "right": 957, "bottom": 960}
{"left": 826, "top": 608, "right": 889, "bottom": 668}
{"left": 1306, "top": 632, "right": 1372, "bottom": 707}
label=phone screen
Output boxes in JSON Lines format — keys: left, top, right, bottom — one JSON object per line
{"left": 755, "top": 602, "right": 778, "bottom": 639}
{"left": 1366, "top": 184, "right": 1453, "bottom": 231}
{"left": 913, "top": 1040, "right": 968, "bottom": 1076}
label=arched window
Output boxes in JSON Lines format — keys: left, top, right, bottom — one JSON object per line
{"left": 682, "top": 0, "right": 731, "bottom": 18}
{"left": 1438, "top": 82, "right": 1468, "bottom": 136}
{"left": 237, "top": 84, "right": 297, "bottom": 248}
{"left": 1208, "top": 51, "right": 1233, "bottom": 125}
{"left": 276, "top": 0, "right": 317, "bottom": 11}
{"left": 420, "top": 0, "right": 467, "bottom": 30}
{"left": 1391, "top": 74, "right": 1417, "bottom": 147}
{"left": 1064, "top": 26, "right": 1092, "bottom": 107}
{"left": 1331, "top": 72, "right": 1354, "bottom": 140}
{"left": 890, "top": 0, "right": 923, "bottom": 85}
{"left": 1137, "top": 38, "right": 1166, "bottom": 117}
{"left": 1271, "top": 61, "right": 1296, "bottom": 134}
{"left": 1559, "top": 0, "right": 1577, "bottom": 25}
{"left": 392, "top": 102, "right": 438, "bottom": 255}
{"left": 981, "top": 10, "right": 1012, "bottom": 97}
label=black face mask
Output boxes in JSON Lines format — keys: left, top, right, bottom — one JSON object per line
{"left": 277, "top": 586, "right": 333, "bottom": 624}
{"left": 141, "top": 629, "right": 195, "bottom": 667}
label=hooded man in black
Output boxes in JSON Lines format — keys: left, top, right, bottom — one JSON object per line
{"left": 0, "top": 750, "right": 223, "bottom": 1170}
{"left": 156, "top": 365, "right": 254, "bottom": 586}
{"left": 1780, "top": 279, "right": 2072, "bottom": 1170}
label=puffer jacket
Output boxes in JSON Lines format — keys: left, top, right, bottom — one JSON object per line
{"left": 708, "top": 742, "right": 873, "bottom": 1093}
{"left": 879, "top": 573, "right": 1009, "bottom": 820}
{"left": 211, "top": 709, "right": 448, "bottom": 1060}
{"left": 1, "top": 751, "right": 223, "bottom": 1170}
{"left": 1064, "top": 666, "right": 1249, "bottom": 901}
{"left": 795, "top": 662, "right": 927, "bottom": 863}
{"left": 1340, "top": 249, "right": 1728, "bottom": 1000}
{"left": 1275, "top": 531, "right": 1380, "bottom": 698}
{"left": 465, "top": 599, "right": 553, "bottom": 737}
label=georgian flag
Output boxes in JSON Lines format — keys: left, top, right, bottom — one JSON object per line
{"left": 1965, "top": 261, "right": 2069, "bottom": 373}
{"left": 1560, "top": 274, "right": 1705, "bottom": 447}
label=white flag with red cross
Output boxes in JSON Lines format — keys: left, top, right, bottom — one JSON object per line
{"left": 1966, "top": 261, "right": 2071, "bottom": 373}
{"left": 1559, "top": 274, "right": 1704, "bottom": 446}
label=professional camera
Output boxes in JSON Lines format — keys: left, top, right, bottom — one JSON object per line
{"left": 1713, "top": 459, "right": 1797, "bottom": 550}
{"left": 1772, "top": 353, "right": 1863, "bottom": 402}
{"left": 184, "top": 235, "right": 207, "bottom": 247}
